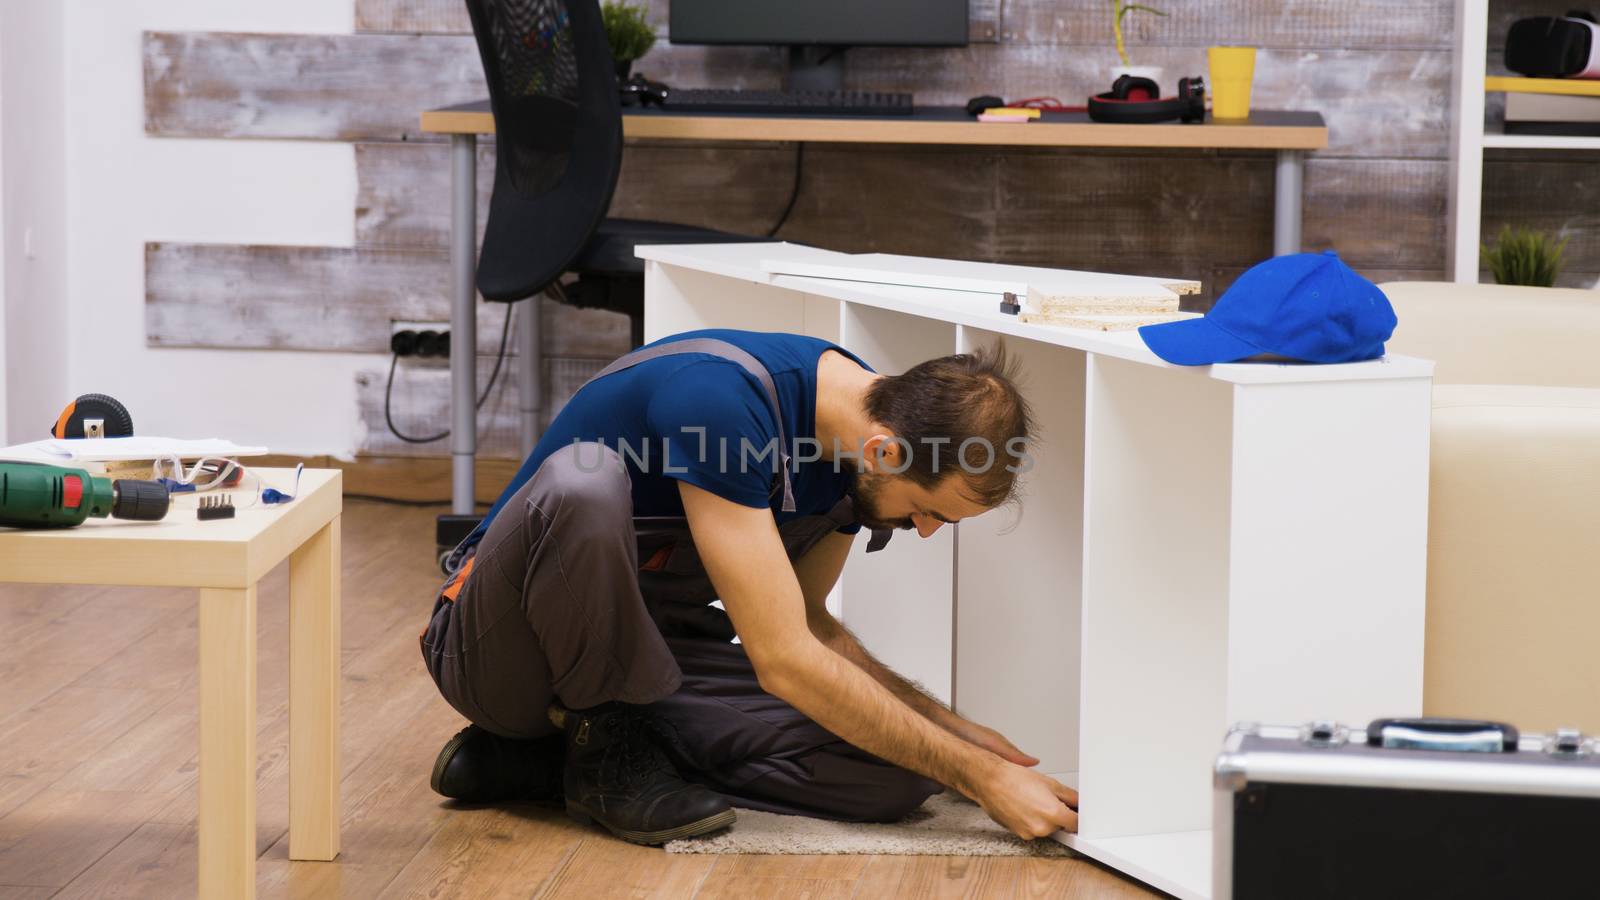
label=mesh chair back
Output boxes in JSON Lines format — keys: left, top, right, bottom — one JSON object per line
{"left": 464, "top": 0, "right": 624, "bottom": 302}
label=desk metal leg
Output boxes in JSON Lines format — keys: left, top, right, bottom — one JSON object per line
{"left": 288, "top": 518, "right": 341, "bottom": 861}
{"left": 199, "top": 584, "right": 258, "bottom": 900}
{"left": 517, "top": 295, "right": 542, "bottom": 457}
{"left": 1273, "top": 150, "right": 1305, "bottom": 256}
{"left": 450, "top": 134, "right": 478, "bottom": 516}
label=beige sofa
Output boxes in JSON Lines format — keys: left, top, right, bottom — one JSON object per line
{"left": 1382, "top": 281, "right": 1600, "bottom": 733}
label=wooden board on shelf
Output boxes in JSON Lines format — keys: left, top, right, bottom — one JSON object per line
{"left": 1485, "top": 75, "right": 1600, "bottom": 97}
{"left": 1478, "top": 74, "right": 1600, "bottom": 96}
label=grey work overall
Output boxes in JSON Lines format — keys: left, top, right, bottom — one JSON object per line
{"left": 420, "top": 339, "right": 941, "bottom": 822}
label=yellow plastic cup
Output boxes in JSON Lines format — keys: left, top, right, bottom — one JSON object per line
{"left": 1208, "top": 46, "right": 1257, "bottom": 120}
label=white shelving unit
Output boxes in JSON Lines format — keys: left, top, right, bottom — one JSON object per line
{"left": 1481, "top": 123, "right": 1600, "bottom": 151}
{"left": 1449, "top": 0, "right": 1600, "bottom": 281}
{"left": 639, "top": 241, "right": 1434, "bottom": 900}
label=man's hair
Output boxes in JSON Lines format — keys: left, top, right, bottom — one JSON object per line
{"left": 863, "top": 343, "right": 1033, "bottom": 508}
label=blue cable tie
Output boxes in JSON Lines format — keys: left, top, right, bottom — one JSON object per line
{"left": 261, "top": 462, "right": 305, "bottom": 505}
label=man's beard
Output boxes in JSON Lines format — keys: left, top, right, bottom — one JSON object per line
{"left": 847, "top": 470, "right": 915, "bottom": 532}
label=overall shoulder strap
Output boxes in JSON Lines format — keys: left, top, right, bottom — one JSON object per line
{"left": 823, "top": 495, "right": 895, "bottom": 554}
{"left": 583, "top": 338, "right": 796, "bottom": 512}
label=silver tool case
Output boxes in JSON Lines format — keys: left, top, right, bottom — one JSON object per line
{"left": 1214, "top": 718, "right": 1600, "bottom": 900}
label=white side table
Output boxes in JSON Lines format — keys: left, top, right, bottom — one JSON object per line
{"left": 0, "top": 467, "right": 343, "bottom": 899}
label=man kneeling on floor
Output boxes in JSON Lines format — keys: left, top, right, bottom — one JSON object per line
{"left": 421, "top": 329, "right": 1079, "bottom": 844}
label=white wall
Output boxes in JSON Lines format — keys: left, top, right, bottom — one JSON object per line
{"left": 5, "top": 0, "right": 372, "bottom": 455}
{"left": 2, "top": 0, "right": 68, "bottom": 447}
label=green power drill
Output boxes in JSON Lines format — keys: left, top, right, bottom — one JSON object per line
{"left": 0, "top": 461, "right": 170, "bottom": 528}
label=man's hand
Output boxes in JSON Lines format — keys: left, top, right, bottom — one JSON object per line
{"left": 794, "top": 535, "right": 1041, "bottom": 771}
{"left": 972, "top": 760, "right": 1079, "bottom": 840}
{"left": 680, "top": 482, "right": 996, "bottom": 810}
{"left": 682, "top": 482, "right": 1079, "bottom": 838}
{"left": 948, "top": 720, "right": 1039, "bottom": 768}
{"left": 795, "top": 564, "right": 1042, "bottom": 771}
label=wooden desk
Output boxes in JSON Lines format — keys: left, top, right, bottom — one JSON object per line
{"left": 0, "top": 468, "right": 343, "bottom": 898}
{"left": 420, "top": 100, "right": 1330, "bottom": 516}
{"left": 423, "top": 100, "right": 1328, "bottom": 151}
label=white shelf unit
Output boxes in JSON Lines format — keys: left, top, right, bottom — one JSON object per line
{"left": 639, "top": 241, "right": 1433, "bottom": 900}
{"left": 1449, "top": 0, "right": 1600, "bottom": 281}
{"left": 1481, "top": 123, "right": 1600, "bottom": 151}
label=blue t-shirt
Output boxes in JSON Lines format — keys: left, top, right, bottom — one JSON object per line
{"left": 469, "top": 329, "right": 872, "bottom": 547}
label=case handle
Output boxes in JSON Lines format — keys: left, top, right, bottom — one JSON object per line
{"left": 1366, "top": 717, "right": 1519, "bottom": 753}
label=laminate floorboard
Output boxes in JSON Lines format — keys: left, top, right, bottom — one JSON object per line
{"left": 0, "top": 499, "right": 1159, "bottom": 898}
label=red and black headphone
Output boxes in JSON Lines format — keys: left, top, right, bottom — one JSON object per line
{"left": 1087, "top": 74, "right": 1206, "bottom": 124}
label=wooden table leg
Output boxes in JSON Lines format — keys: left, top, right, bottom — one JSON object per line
{"left": 288, "top": 517, "right": 341, "bottom": 861}
{"left": 199, "top": 584, "right": 258, "bottom": 900}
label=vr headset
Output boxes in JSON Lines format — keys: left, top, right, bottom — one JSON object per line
{"left": 1507, "top": 12, "right": 1600, "bottom": 79}
{"left": 1087, "top": 74, "right": 1206, "bottom": 124}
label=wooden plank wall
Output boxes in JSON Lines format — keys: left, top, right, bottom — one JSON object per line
{"left": 143, "top": 0, "right": 1598, "bottom": 460}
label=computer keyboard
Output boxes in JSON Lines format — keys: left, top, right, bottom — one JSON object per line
{"left": 661, "top": 89, "right": 913, "bottom": 116}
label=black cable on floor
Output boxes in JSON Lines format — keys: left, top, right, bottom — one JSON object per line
{"left": 384, "top": 302, "right": 517, "bottom": 444}
{"left": 766, "top": 142, "right": 805, "bottom": 238}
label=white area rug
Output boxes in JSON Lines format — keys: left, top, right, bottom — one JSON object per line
{"left": 664, "top": 792, "right": 1076, "bottom": 857}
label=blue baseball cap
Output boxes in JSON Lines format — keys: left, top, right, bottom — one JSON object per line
{"left": 1139, "top": 251, "right": 1397, "bottom": 366}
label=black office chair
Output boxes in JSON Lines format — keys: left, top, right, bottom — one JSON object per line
{"left": 463, "top": 0, "right": 761, "bottom": 347}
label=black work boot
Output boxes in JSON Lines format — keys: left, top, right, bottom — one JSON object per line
{"left": 554, "top": 703, "right": 735, "bottom": 844}
{"left": 430, "top": 724, "right": 565, "bottom": 804}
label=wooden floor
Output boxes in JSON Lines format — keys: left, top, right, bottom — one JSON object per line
{"left": 0, "top": 499, "right": 1159, "bottom": 899}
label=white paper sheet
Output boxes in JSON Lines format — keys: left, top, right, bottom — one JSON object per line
{"left": 758, "top": 252, "right": 1196, "bottom": 299}
{"left": 0, "top": 436, "right": 269, "bottom": 464}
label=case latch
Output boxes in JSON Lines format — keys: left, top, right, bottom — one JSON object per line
{"left": 1547, "top": 728, "right": 1588, "bottom": 757}
{"left": 1300, "top": 720, "right": 1349, "bottom": 748}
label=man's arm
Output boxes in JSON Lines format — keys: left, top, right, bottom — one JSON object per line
{"left": 792, "top": 531, "right": 1039, "bottom": 767}
{"left": 681, "top": 482, "right": 1077, "bottom": 838}
{"left": 792, "top": 531, "right": 958, "bottom": 721}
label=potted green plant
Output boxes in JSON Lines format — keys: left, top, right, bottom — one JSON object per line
{"left": 602, "top": 1, "right": 656, "bottom": 82}
{"left": 1110, "top": 1, "right": 1169, "bottom": 84}
{"left": 1482, "top": 225, "right": 1568, "bottom": 287}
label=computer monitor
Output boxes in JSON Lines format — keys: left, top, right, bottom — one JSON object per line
{"left": 669, "top": 0, "right": 969, "bottom": 91}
